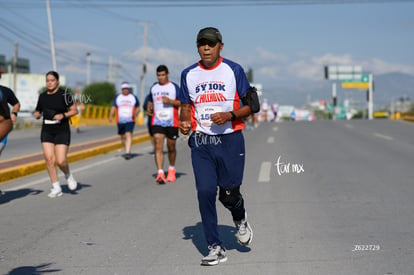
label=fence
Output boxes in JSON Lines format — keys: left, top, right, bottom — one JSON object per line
{"left": 80, "top": 105, "right": 145, "bottom": 126}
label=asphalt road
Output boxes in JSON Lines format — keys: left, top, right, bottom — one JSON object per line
{"left": 0, "top": 120, "right": 413, "bottom": 275}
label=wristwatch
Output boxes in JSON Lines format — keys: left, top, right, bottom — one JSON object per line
{"left": 230, "top": 111, "right": 236, "bottom": 121}
{"left": 12, "top": 112, "right": 18, "bottom": 117}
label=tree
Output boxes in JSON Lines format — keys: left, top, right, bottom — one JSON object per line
{"left": 83, "top": 82, "right": 116, "bottom": 106}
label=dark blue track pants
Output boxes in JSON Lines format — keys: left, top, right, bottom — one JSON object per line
{"left": 188, "top": 130, "right": 246, "bottom": 246}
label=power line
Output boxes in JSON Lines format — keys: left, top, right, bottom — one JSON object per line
{"left": 1, "top": 0, "right": 413, "bottom": 8}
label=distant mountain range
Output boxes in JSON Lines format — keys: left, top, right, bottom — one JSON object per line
{"left": 261, "top": 72, "right": 414, "bottom": 110}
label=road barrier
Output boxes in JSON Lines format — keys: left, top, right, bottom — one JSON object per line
{"left": 83, "top": 105, "right": 111, "bottom": 120}
{"left": 390, "top": 112, "right": 414, "bottom": 122}
{"left": 401, "top": 112, "right": 414, "bottom": 122}
{"left": 80, "top": 105, "right": 145, "bottom": 126}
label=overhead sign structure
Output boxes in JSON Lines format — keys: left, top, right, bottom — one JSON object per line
{"left": 325, "top": 65, "right": 363, "bottom": 80}
{"left": 324, "top": 65, "right": 374, "bottom": 120}
{"left": 341, "top": 74, "right": 370, "bottom": 89}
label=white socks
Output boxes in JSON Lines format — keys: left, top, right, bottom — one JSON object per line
{"left": 52, "top": 182, "right": 61, "bottom": 190}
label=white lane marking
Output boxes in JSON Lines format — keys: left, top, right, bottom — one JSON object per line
{"left": 373, "top": 132, "right": 393, "bottom": 141}
{"left": 345, "top": 124, "right": 354, "bottom": 129}
{"left": 267, "top": 136, "right": 275, "bottom": 144}
{"left": 272, "top": 127, "right": 278, "bottom": 132}
{"left": 258, "top": 161, "right": 271, "bottom": 182}
{"left": 3, "top": 143, "right": 155, "bottom": 192}
{"left": 4, "top": 157, "right": 118, "bottom": 191}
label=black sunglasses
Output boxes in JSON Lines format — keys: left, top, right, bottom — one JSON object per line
{"left": 197, "top": 39, "right": 219, "bottom": 48}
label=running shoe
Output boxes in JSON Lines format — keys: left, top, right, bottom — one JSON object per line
{"left": 201, "top": 245, "right": 227, "bottom": 266}
{"left": 156, "top": 171, "right": 166, "bottom": 184}
{"left": 66, "top": 174, "right": 78, "bottom": 191}
{"left": 166, "top": 167, "right": 176, "bottom": 183}
{"left": 234, "top": 213, "right": 253, "bottom": 246}
{"left": 48, "top": 188, "right": 63, "bottom": 198}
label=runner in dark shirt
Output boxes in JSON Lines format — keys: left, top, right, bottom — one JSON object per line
{"left": 34, "top": 71, "right": 79, "bottom": 198}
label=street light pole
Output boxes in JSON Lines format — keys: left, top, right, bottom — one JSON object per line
{"left": 46, "top": 0, "right": 57, "bottom": 71}
{"left": 86, "top": 52, "right": 91, "bottom": 85}
{"left": 137, "top": 22, "right": 148, "bottom": 125}
{"left": 368, "top": 73, "right": 374, "bottom": 120}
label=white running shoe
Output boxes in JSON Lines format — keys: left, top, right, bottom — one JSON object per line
{"left": 201, "top": 245, "right": 227, "bottom": 266}
{"left": 48, "top": 188, "right": 63, "bottom": 198}
{"left": 234, "top": 213, "right": 253, "bottom": 246}
{"left": 66, "top": 174, "right": 78, "bottom": 191}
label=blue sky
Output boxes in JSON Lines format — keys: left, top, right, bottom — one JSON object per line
{"left": 1, "top": 1, "right": 414, "bottom": 106}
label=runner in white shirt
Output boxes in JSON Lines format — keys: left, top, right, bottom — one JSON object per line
{"left": 147, "top": 65, "right": 181, "bottom": 184}
{"left": 109, "top": 82, "right": 140, "bottom": 160}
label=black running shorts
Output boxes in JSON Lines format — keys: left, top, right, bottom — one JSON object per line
{"left": 41, "top": 126, "right": 71, "bottom": 145}
{"left": 152, "top": 126, "right": 179, "bottom": 140}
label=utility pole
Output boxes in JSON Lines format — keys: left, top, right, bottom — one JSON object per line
{"left": 107, "top": 56, "right": 121, "bottom": 84}
{"left": 332, "top": 82, "right": 337, "bottom": 121}
{"left": 13, "top": 42, "right": 18, "bottom": 94}
{"left": 137, "top": 22, "right": 148, "bottom": 125}
{"left": 368, "top": 73, "right": 374, "bottom": 120}
{"left": 86, "top": 52, "right": 91, "bottom": 85}
{"left": 46, "top": 0, "right": 57, "bottom": 71}
{"left": 108, "top": 56, "right": 113, "bottom": 83}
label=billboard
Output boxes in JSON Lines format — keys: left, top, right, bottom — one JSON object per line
{"left": 0, "top": 73, "right": 66, "bottom": 112}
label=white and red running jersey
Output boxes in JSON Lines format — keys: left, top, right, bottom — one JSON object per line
{"left": 179, "top": 57, "right": 250, "bottom": 135}
{"left": 112, "top": 93, "right": 139, "bottom": 124}
{"left": 148, "top": 81, "right": 180, "bottom": 127}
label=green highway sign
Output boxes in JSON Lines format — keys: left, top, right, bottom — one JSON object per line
{"left": 360, "top": 74, "right": 369, "bottom": 83}
{"left": 342, "top": 74, "right": 369, "bottom": 83}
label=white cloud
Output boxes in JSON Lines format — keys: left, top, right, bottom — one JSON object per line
{"left": 51, "top": 41, "right": 414, "bottom": 90}
{"left": 252, "top": 47, "right": 288, "bottom": 64}
{"left": 55, "top": 41, "right": 104, "bottom": 53}
{"left": 247, "top": 50, "right": 414, "bottom": 88}
{"left": 257, "top": 66, "right": 283, "bottom": 80}
{"left": 363, "top": 58, "right": 414, "bottom": 75}
{"left": 120, "top": 47, "right": 194, "bottom": 83}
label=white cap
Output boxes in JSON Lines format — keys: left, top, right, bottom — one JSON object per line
{"left": 121, "top": 82, "right": 130, "bottom": 89}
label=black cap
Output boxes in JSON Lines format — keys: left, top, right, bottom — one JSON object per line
{"left": 197, "top": 27, "right": 222, "bottom": 43}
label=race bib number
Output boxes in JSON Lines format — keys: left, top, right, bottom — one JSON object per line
{"left": 156, "top": 110, "right": 172, "bottom": 121}
{"left": 198, "top": 106, "right": 222, "bottom": 127}
{"left": 119, "top": 107, "right": 133, "bottom": 119}
{"left": 44, "top": 119, "right": 61, "bottom": 125}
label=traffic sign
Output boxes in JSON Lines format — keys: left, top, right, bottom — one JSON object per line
{"left": 360, "top": 74, "right": 369, "bottom": 82}
{"left": 341, "top": 74, "right": 370, "bottom": 89}
{"left": 326, "top": 65, "right": 363, "bottom": 80}
{"left": 341, "top": 82, "right": 369, "bottom": 89}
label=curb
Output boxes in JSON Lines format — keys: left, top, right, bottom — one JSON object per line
{"left": 0, "top": 134, "right": 151, "bottom": 184}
